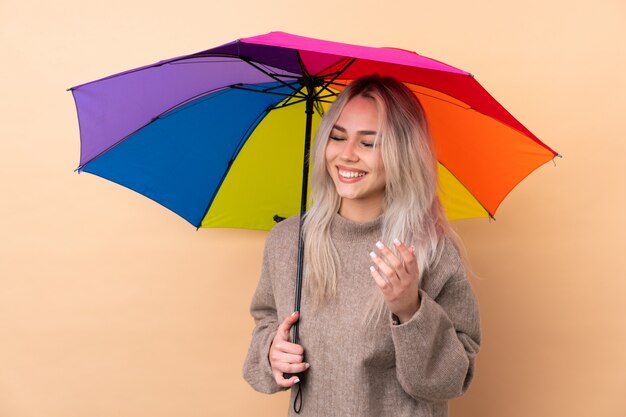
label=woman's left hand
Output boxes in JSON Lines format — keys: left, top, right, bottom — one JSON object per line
{"left": 369, "top": 239, "right": 421, "bottom": 324}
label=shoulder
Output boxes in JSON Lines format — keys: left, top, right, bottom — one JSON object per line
{"left": 264, "top": 215, "right": 301, "bottom": 252}
{"left": 261, "top": 215, "right": 301, "bottom": 282}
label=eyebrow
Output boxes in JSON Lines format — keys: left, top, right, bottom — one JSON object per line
{"left": 332, "top": 124, "right": 377, "bottom": 136}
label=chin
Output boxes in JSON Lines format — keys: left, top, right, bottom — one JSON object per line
{"left": 337, "top": 190, "right": 363, "bottom": 200}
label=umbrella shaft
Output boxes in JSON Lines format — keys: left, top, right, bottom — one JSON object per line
{"left": 283, "top": 82, "right": 315, "bottom": 385}
{"left": 292, "top": 85, "right": 315, "bottom": 346}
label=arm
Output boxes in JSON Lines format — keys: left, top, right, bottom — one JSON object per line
{"left": 242, "top": 225, "right": 308, "bottom": 393}
{"left": 242, "top": 238, "right": 285, "bottom": 394}
{"left": 391, "top": 253, "right": 481, "bottom": 402}
{"left": 370, "top": 238, "right": 480, "bottom": 401}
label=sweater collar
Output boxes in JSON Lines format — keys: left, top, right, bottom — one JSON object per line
{"left": 330, "top": 212, "right": 383, "bottom": 241}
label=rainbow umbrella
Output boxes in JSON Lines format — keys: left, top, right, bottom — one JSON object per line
{"left": 70, "top": 31, "right": 558, "bottom": 229}
{"left": 70, "top": 31, "right": 558, "bottom": 342}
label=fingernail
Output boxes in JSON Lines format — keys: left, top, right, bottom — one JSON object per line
{"left": 369, "top": 251, "right": 377, "bottom": 259}
{"left": 294, "top": 378, "right": 301, "bottom": 384}
{"left": 375, "top": 241, "right": 384, "bottom": 250}
{"left": 393, "top": 238, "right": 401, "bottom": 246}
{"left": 370, "top": 266, "right": 376, "bottom": 272}
{"left": 305, "top": 363, "right": 310, "bottom": 369}
{"left": 291, "top": 311, "right": 297, "bottom": 316}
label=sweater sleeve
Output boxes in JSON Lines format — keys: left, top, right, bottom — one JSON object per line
{"left": 390, "top": 245, "right": 481, "bottom": 402}
{"left": 242, "top": 233, "right": 287, "bottom": 394}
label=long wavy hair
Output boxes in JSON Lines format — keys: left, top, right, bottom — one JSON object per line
{"left": 302, "top": 75, "right": 453, "bottom": 313}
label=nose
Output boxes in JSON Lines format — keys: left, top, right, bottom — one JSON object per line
{"left": 339, "top": 139, "right": 358, "bottom": 162}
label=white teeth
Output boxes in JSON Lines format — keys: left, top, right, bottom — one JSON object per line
{"left": 339, "top": 170, "right": 366, "bottom": 178}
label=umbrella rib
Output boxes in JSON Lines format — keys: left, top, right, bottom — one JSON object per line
{"left": 168, "top": 53, "right": 302, "bottom": 84}
{"left": 261, "top": 81, "right": 308, "bottom": 106}
{"left": 311, "top": 56, "right": 356, "bottom": 79}
{"left": 230, "top": 84, "right": 301, "bottom": 99}
{"left": 277, "top": 93, "right": 302, "bottom": 108}
{"left": 238, "top": 57, "right": 311, "bottom": 106}
{"left": 268, "top": 96, "right": 335, "bottom": 110}
{"left": 159, "top": 86, "right": 241, "bottom": 117}
{"left": 316, "top": 93, "right": 338, "bottom": 100}
{"left": 272, "top": 98, "right": 307, "bottom": 109}
{"left": 168, "top": 58, "right": 250, "bottom": 65}
{"left": 282, "top": 54, "right": 356, "bottom": 112}
{"left": 326, "top": 80, "right": 349, "bottom": 88}
{"left": 324, "top": 76, "right": 473, "bottom": 112}
{"left": 315, "top": 58, "right": 357, "bottom": 100}
{"left": 398, "top": 81, "right": 472, "bottom": 110}
{"left": 262, "top": 80, "right": 302, "bottom": 93}
{"left": 240, "top": 57, "right": 304, "bottom": 96}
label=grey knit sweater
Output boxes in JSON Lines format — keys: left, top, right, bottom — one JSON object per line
{"left": 243, "top": 214, "right": 480, "bottom": 417}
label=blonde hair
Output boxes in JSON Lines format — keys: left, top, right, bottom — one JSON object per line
{"left": 303, "top": 75, "right": 452, "bottom": 312}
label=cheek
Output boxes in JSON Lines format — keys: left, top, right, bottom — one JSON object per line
{"left": 324, "top": 142, "right": 338, "bottom": 168}
{"left": 324, "top": 142, "right": 331, "bottom": 162}
{"left": 324, "top": 147, "right": 334, "bottom": 176}
{"left": 325, "top": 161, "right": 333, "bottom": 178}
{"left": 373, "top": 153, "right": 385, "bottom": 176}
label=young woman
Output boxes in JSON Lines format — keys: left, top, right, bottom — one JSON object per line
{"left": 243, "top": 75, "right": 481, "bottom": 417}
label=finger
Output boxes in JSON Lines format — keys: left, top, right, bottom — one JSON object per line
{"left": 369, "top": 251, "right": 400, "bottom": 284}
{"left": 271, "top": 340, "right": 305, "bottom": 356}
{"left": 392, "top": 238, "right": 418, "bottom": 274}
{"left": 375, "top": 241, "right": 404, "bottom": 271}
{"left": 274, "top": 360, "right": 310, "bottom": 375}
{"left": 277, "top": 311, "right": 299, "bottom": 337}
{"left": 273, "top": 371, "right": 302, "bottom": 388}
{"left": 370, "top": 265, "right": 391, "bottom": 292}
{"left": 276, "top": 352, "right": 304, "bottom": 364}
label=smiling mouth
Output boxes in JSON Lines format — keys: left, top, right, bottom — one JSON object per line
{"left": 337, "top": 168, "right": 367, "bottom": 179}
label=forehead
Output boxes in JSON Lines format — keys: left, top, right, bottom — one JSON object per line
{"left": 334, "top": 95, "right": 379, "bottom": 130}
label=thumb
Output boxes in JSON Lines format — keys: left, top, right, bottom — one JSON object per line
{"left": 278, "top": 311, "right": 300, "bottom": 334}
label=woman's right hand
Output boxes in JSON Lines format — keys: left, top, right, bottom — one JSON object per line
{"left": 269, "top": 311, "right": 309, "bottom": 387}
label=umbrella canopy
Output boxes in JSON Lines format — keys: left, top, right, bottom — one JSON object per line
{"left": 70, "top": 31, "right": 558, "bottom": 231}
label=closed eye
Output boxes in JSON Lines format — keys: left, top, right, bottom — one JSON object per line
{"left": 329, "top": 136, "right": 346, "bottom": 141}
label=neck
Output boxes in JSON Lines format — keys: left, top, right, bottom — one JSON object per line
{"left": 338, "top": 199, "right": 383, "bottom": 223}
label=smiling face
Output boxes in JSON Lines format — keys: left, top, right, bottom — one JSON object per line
{"left": 325, "top": 95, "right": 386, "bottom": 220}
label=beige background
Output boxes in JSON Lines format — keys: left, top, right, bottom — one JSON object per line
{"left": 1, "top": 0, "right": 625, "bottom": 416}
